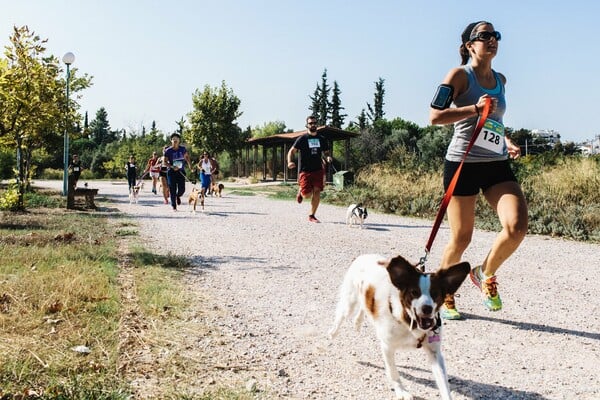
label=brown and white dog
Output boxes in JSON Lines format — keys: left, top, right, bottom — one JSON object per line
{"left": 329, "top": 254, "right": 470, "bottom": 400}
{"left": 188, "top": 187, "right": 204, "bottom": 213}
{"left": 210, "top": 182, "right": 224, "bottom": 197}
{"left": 129, "top": 185, "right": 142, "bottom": 204}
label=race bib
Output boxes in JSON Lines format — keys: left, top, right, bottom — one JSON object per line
{"left": 73, "top": 167, "right": 80, "bottom": 172}
{"left": 475, "top": 118, "right": 505, "bottom": 154}
{"left": 173, "top": 160, "right": 183, "bottom": 168}
{"left": 308, "top": 138, "right": 321, "bottom": 148}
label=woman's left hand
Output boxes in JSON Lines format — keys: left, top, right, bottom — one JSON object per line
{"left": 506, "top": 137, "right": 521, "bottom": 159}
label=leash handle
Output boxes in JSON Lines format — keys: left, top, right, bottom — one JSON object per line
{"left": 423, "top": 98, "right": 491, "bottom": 258}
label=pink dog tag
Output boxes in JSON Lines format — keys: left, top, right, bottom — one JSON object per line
{"left": 428, "top": 334, "right": 440, "bottom": 344}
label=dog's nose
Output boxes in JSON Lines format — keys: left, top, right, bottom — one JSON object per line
{"left": 422, "top": 305, "right": 433, "bottom": 315}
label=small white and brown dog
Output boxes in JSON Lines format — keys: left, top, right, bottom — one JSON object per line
{"left": 188, "top": 187, "right": 204, "bottom": 213}
{"left": 346, "top": 203, "right": 368, "bottom": 228}
{"left": 129, "top": 184, "right": 142, "bottom": 204}
{"left": 329, "top": 254, "right": 470, "bottom": 400}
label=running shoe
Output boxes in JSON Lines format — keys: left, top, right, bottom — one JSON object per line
{"left": 470, "top": 265, "right": 502, "bottom": 311}
{"left": 176, "top": 196, "right": 181, "bottom": 205}
{"left": 308, "top": 214, "right": 320, "bottom": 223}
{"left": 296, "top": 192, "right": 303, "bottom": 204}
{"left": 152, "top": 188, "right": 157, "bottom": 194}
{"left": 441, "top": 293, "right": 461, "bottom": 320}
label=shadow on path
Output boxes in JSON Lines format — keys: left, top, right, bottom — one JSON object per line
{"left": 357, "top": 361, "right": 549, "bottom": 400}
{"left": 461, "top": 312, "right": 600, "bottom": 341}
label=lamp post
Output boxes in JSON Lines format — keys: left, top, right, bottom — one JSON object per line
{"left": 62, "top": 52, "right": 75, "bottom": 196}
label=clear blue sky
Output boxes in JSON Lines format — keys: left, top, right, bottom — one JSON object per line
{"left": 2, "top": 0, "right": 599, "bottom": 143}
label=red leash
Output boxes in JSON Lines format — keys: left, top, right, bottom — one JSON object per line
{"left": 418, "top": 98, "right": 491, "bottom": 270}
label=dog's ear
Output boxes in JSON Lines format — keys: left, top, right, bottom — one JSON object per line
{"left": 434, "top": 262, "right": 470, "bottom": 295}
{"left": 379, "top": 255, "right": 419, "bottom": 291}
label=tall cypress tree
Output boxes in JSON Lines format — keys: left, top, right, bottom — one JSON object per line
{"left": 330, "top": 81, "right": 346, "bottom": 128}
{"left": 309, "top": 83, "right": 321, "bottom": 122}
{"left": 308, "top": 69, "right": 330, "bottom": 126}
{"left": 367, "top": 77, "right": 386, "bottom": 123}
{"left": 317, "top": 69, "right": 330, "bottom": 125}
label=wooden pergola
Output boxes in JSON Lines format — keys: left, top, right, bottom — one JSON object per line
{"left": 239, "top": 126, "right": 358, "bottom": 182}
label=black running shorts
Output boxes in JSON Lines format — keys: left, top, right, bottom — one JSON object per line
{"left": 443, "top": 159, "right": 517, "bottom": 196}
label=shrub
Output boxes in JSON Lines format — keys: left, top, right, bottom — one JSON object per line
{"left": 0, "top": 181, "right": 20, "bottom": 211}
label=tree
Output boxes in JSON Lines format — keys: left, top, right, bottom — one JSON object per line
{"left": 330, "top": 81, "right": 346, "bottom": 128}
{"left": 0, "top": 25, "right": 91, "bottom": 209}
{"left": 252, "top": 121, "right": 288, "bottom": 138}
{"left": 187, "top": 81, "right": 244, "bottom": 156}
{"left": 175, "top": 116, "right": 186, "bottom": 136}
{"left": 83, "top": 111, "right": 89, "bottom": 137}
{"left": 367, "top": 77, "right": 385, "bottom": 123}
{"left": 308, "top": 69, "right": 330, "bottom": 125}
{"left": 89, "top": 107, "right": 116, "bottom": 146}
{"left": 357, "top": 109, "right": 368, "bottom": 130}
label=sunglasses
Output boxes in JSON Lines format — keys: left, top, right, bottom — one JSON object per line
{"left": 470, "top": 31, "right": 501, "bottom": 42}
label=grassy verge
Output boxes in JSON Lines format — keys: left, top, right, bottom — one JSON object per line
{"left": 0, "top": 204, "right": 127, "bottom": 398}
{"left": 0, "top": 189, "right": 258, "bottom": 399}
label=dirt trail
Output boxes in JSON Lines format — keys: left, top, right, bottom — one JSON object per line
{"left": 39, "top": 180, "right": 600, "bottom": 399}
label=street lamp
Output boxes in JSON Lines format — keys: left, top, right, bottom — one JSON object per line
{"left": 62, "top": 52, "right": 75, "bottom": 196}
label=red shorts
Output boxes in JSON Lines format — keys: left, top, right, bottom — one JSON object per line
{"left": 298, "top": 169, "right": 325, "bottom": 196}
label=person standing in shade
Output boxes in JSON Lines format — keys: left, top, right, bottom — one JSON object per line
{"left": 125, "top": 155, "right": 137, "bottom": 193}
{"left": 164, "top": 133, "right": 192, "bottom": 211}
{"left": 68, "top": 154, "right": 83, "bottom": 189}
{"left": 429, "top": 21, "right": 528, "bottom": 320}
{"left": 287, "top": 115, "right": 332, "bottom": 223}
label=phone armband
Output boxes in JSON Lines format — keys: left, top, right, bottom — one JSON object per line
{"left": 430, "top": 84, "right": 454, "bottom": 110}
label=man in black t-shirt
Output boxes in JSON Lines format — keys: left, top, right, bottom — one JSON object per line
{"left": 287, "top": 115, "right": 332, "bottom": 223}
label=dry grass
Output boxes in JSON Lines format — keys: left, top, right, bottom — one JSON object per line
{"left": 353, "top": 163, "right": 442, "bottom": 217}
{"left": 0, "top": 208, "right": 125, "bottom": 397}
{"left": 522, "top": 157, "right": 600, "bottom": 240}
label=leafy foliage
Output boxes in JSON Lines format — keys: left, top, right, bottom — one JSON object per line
{"left": 252, "top": 120, "right": 289, "bottom": 138}
{"left": 0, "top": 25, "right": 91, "bottom": 209}
{"left": 187, "top": 81, "right": 246, "bottom": 157}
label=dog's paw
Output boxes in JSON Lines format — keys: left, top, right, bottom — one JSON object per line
{"left": 393, "top": 388, "right": 413, "bottom": 400}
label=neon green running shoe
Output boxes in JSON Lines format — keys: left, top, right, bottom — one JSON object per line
{"left": 441, "top": 294, "right": 461, "bottom": 320}
{"left": 470, "top": 265, "right": 502, "bottom": 311}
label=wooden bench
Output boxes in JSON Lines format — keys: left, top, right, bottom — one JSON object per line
{"left": 67, "top": 187, "right": 99, "bottom": 209}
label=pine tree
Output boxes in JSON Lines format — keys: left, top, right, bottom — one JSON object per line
{"left": 83, "top": 111, "right": 89, "bottom": 138}
{"left": 318, "top": 69, "right": 330, "bottom": 125}
{"left": 308, "top": 69, "right": 330, "bottom": 125}
{"left": 367, "top": 77, "right": 386, "bottom": 122}
{"left": 89, "top": 107, "right": 112, "bottom": 146}
{"left": 330, "top": 81, "right": 346, "bottom": 128}
{"left": 357, "top": 109, "right": 368, "bottom": 130}
{"left": 309, "top": 83, "right": 321, "bottom": 123}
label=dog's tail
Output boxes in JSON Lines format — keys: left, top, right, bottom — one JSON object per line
{"left": 328, "top": 269, "right": 361, "bottom": 339}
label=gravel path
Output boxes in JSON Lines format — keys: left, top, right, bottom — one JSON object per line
{"left": 40, "top": 180, "right": 600, "bottom": 399}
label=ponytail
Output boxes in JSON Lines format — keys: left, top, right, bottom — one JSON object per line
{"left": 459, "top": 44, "right": 470, "bottom": 65}
{"left": 460, "top": 21, "right": 488, "bottom": 65}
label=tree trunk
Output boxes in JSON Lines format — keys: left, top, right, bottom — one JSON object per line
{"left": 15, "top": 136, "right": 25, "bottom": 210}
